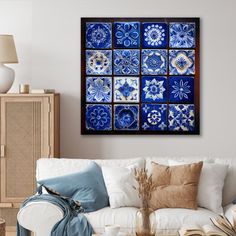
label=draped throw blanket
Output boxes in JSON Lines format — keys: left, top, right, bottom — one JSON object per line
{"left": 17, "top": 192, "right": 94, "bottom": 236}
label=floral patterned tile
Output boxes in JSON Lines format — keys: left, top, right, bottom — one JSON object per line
{"left": 86, "top": 50, "right": 112, "bottom": 75}
{"left": 114, "top": 49, "right": 140, "bottom": 75}
{"left": 114, "top": 22, "right": 140, "bottom": 48}
{"left": 86, "top": 77, "right": 112, "bottom": 103}
{"left": 114, "top": 77, "right": 139, "bottom": 103}
{"left": 142, "top": 23, "right": 168, "bottom": 48}
{"left": 142, "top": 49, "right": 167, "bottom": 75}
{"left": 141, "top": 104, "right": 167, "bottom": 131}
{"left": 141, "top": 76, "right": 167, "bottom": 102}
{"left": 169, "top": 104, "right": 195, "bottom": 131}
{"left": 169, "top": 76, "right": 194, "bottom": 103}
{"left": 169, "top": 22, "right": 195, "bottom": 48}
{"left": 169, "top": 50, "right": 195, "bottom": 75}
{"left": 114, "top": 104, "right": 139, "bottom": 130}
{"left": 86, "top": 23, "right": 112, "bottom": 49}
{"left": 86, "top": 104, "right": 112, "bottom": 130}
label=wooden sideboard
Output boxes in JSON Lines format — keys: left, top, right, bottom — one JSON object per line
{"left": 0, "top": 94, "right": 60, "bottom": 232}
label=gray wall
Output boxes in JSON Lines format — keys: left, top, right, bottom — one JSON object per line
{"left": 1, "top": 0, "right": 236, "bottom": 159}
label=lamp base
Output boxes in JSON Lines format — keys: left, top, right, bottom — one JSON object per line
{"left": 0, "top": 63, "right": 15, "bottom": 93}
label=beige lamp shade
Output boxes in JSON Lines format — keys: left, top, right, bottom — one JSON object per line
{"left": 0, "top": 35, "right": 18, "bottom": 63}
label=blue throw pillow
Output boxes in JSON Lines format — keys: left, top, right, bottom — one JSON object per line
{"left": 37, "top": 161, "right": 109, "bottom": 212}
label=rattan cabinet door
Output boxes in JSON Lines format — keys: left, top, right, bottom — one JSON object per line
{"left": 0, "top": 97, "right": 50, "bottom": 203}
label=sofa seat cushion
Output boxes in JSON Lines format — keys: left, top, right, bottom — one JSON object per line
{"left": 84, "top": 206, "right": 218, "bottom": 235}
{"left": 155, "top": 207, "right": 218, "bottom": 235}
{"left": 84, "top": 207, "right": 138, "bottom": 234}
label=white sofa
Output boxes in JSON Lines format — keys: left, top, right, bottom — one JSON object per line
{"left": 17, "top": 157, "right": 236, "bottom": 236}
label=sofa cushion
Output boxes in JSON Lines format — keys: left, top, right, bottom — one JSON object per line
{"left": 155, "top": 207, "right": 218, "bottom": 235}
{"left": 169, "top": 160, "right": 228, "bottom": 213}
{"left": 36, "top": 158, "right": 145, "bottom": 181}
{"left": 102, "top": 164, "right": 141, "bottom": 208}
{"left": 150, "top": 161, "right": 203, "bottom": 210}
{"left": 37, "top": 162, "right": 109, "bottom": 212}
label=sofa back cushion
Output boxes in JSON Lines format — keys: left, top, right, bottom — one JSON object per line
{"left": 36, "top": 158, "right": 145, "bottom": 181}
{"left": 150, "top": 161, "right": 203, "bottom": 210}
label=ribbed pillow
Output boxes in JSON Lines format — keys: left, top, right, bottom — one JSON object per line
{"left": 150, "top": 161, "right": 203, "bottom": 210}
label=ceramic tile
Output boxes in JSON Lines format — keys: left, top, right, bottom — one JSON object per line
{"left": 142, "top": 49, "right": 167, "bottom": 75}
{"left": 141, "top": 76, "right": 167, "bottom": 102}
{"left": 114, "top": 104, "right": 139, "bottom": 130}
{"left": 142, "top": 23, "right": 168, "bottom": 48}
{"left": 114, "top": 49, "right": 140, "bottom": 75}
{"left": 114, "top": 22, "right": 140, "bottom": 48}
{"left": 86, "top": 104, "right": 112, "bottom": 130}
{"left": 86, "top": 22, "right": 112, "bottom": 49}
{"left": 169, "top": 104, "right": 195, "bottom": 131}
{"left": 114, "top": 77, "right": 139, "bottom": 102}
{"left": 169, "top": 23, "right": 195, "bottom": 48}
{"left": 86, "top": 50, "right": 112, "bottom": 75}
{"left": 169, "top": 50, "right": 195, "bottom": 75}
{"left": 86, "top": 77, "right": 112, "bottom": 103}
{"left": 141, "top": 104, "right": 167, "bottom": 131}
{"left": 169, "top": 76, "right": 194, "bottom": 103}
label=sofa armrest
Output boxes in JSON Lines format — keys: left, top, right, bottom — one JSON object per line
{"left": 224, "top": 203, "right": 236, "bottom": 225}
{"left": 17, "top": 201, "right": 64, "bottom": 236}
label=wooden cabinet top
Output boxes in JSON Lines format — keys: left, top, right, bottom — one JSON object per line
{"left": 0, "top": 93, "right": 60, "bottom": 97}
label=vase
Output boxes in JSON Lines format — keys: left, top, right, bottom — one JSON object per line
{"left": 135, "top": 207, "right": 156, "bottom": 236}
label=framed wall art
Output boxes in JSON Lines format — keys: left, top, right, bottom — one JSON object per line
{"left": 81, "top": 17, "right": 200, "bottom": 135}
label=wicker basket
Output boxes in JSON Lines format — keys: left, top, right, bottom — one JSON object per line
{"left": 0, "top": 218, "right": 5, "bottom": 236}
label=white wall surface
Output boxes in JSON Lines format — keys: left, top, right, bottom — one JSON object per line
{"left": 0, "top": 0, "right": 32, "bottom": 91}
{"left": 2, "top": 0, "right": 236, "bottom": 159}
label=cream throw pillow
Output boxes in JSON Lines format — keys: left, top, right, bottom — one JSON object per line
{"left": 102, "top": 164, "right": 141, "bottom": 208}
{"left": 168, "top": 160, "right": 228, "bottom": 213}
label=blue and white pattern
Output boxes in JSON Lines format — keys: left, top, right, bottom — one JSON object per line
{"left": 142, "top": 49, "right": 167, "bottom": 75}
{"left": 169, "top": 104, "right": 195, "bottom": 131}
{"left": 114, "top": 49, "right": 140, "bottom": 75}
{"left": 169, "top": 76, "right": 194, "bottom": 103}
{"left": 86, "top": 23, "right": 112, "bottom": 49}
{"left": 142, "top": 23, "right": 168, "bottom": 48}
{"left": 114, "top": 77, "right": 139, "bottom": 102}
{"left": 114, "top": 22, "right": 140, "bottom": 48}
{"left": 141, "top": 76, "right": 167, "bottom": 102}
{"left": 141, "top": 104, "right": 167, "bottom": 131}
{"left": 86, "top": 77, "right": 112, "bottom": 103}
{"left": 169, "top": 23, "right": 195, "bottom": 48}
{"left": 114, "top": 105, "right": 139, "bottom": 130}
{"left": 169, "top": 50, "right": 195, "bottom": 75}
{"left": 86, "top": 104, "right": 112, "bottom": 130}
{"left": 86, "top": 50, "right": 112, "bottom": 75}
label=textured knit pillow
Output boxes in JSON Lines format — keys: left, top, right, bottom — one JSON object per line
{"left": 37, "top": 161, "right": 109, "bottom": 212}
{"left": 168, "top": 160, "right": 228, "bottom": 213}
{"left": 150, "top": 161, "right": 203, "bottom": 210}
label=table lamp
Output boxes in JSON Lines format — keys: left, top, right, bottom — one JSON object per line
{"left": 0, "top": 35, "right": 18, "bottom": 93}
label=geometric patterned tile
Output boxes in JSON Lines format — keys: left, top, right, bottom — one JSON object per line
{"left": 168, "top": 104, "right": 195, "bottom": 131}
{"left": 169, "top": 22, "right": 195, "bottom": 48}
{"left": 86, "top": 104, "right": 112, "bottom": 130}
{"left": 114, "top": 22, "right": 140, "bottom": 48}
{"left": 114, "top": 77, "right": 139, "bottom": 102}
{"left": 86, "top": 50, "right": 112, "bottom": 75}
{"left": 142, "top": 49, "right": 167, "bottom": 75}
{"left": 86, "top": 22, "right": 112, "bottom": 49}
{"left": 114, "top": 104, "right": 139, "bottom": 130}
{"left": 169, "top": 50, "right": 195, "bottom": 75}
{"left": 141, "top": 104, "right": 167, "bottom": 131}
{"left": 114, "top": 49, "right": 140, "bottom": 75}
{"left": 169, "top": 76, "right": 194, "bottom": 103}
{"left": 86, "top": 77, "right": 112, "bottom": 103}
{"left": 141, "top": 76, "right": 167, "bottom": 102}
{"left": 142, "top": 23, "right": 168, "bottom": 48}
